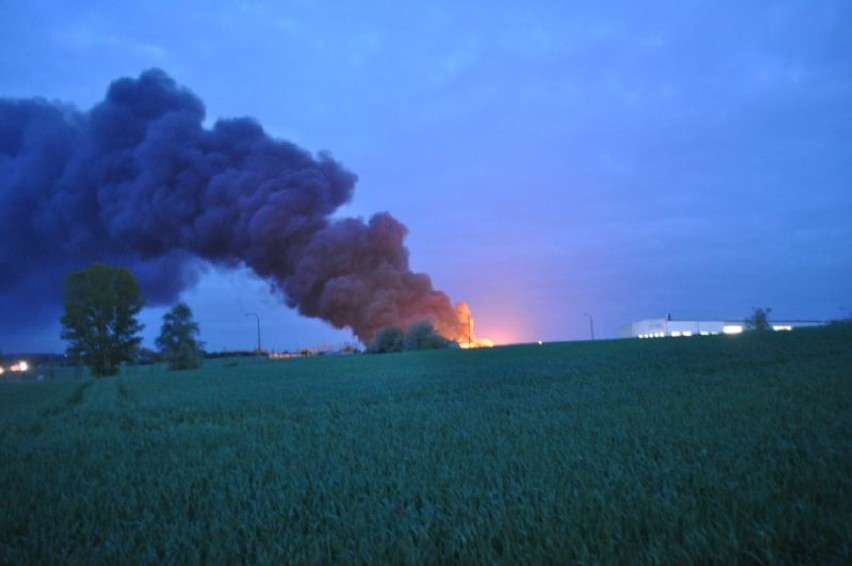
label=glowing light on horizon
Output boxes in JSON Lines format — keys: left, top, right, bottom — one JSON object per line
{"left": 6, "top": 360, "right": 29, "bottom": 372}
{"left": 723, "top": 325, "right": 743, "bottom": 335}
{"left": 458, "top": 339, "right": 494, "bottom": 349}
{"left": 449, "top": 303, "right": 494, "bottom": 348}
{"left": 460, "top": 312, "right": 530, "bottom": 347}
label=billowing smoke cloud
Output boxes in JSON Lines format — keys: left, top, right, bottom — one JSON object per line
{"left": 0, "top": 69, "right": 471, "bottom": 344}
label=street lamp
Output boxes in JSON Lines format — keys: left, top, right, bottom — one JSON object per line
{"left": 583, "top": 312, "right": 595, "bottom": 341}
{"left": 245, "top": 312, "right": 261, "bottom": 355}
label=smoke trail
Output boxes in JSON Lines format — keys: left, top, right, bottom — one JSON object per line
{"left": 0, "top": 69, "right": 469, "bottom": 344}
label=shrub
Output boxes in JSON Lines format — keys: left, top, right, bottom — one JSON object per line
{"left": 403, "top": 320, "right": 452, "bottom": 351}
{"left": 368, "top": 327, "right": 405, "bottom": 353}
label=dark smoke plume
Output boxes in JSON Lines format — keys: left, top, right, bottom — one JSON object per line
{"left": 0, "top": 69, "right": 469, "bottom": 344}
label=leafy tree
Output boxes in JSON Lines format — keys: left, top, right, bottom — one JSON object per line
{"left": 368, "top": 322, "right": 452, "bottom": 354}
{"left": 60, "top": 263, "right": 145, "bottom": 377}
{"left": 403, "top": 320, "right": 451, "bottom": 351}
{"left": 745, "top": 307, "right": 772, "bottom": 331}
{"left": 156, "top": 302, "right": 204, "bottom": 370}
{"left": 368, "top": 327, "right": 404, "bottom": 354}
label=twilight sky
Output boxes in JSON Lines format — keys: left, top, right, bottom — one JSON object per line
{"left": 2, "top": 0, "right": 851, "bottom": 353}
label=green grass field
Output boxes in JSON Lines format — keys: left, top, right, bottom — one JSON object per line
{"left": 2, "top": 326, "right": 851, "bottom": 564}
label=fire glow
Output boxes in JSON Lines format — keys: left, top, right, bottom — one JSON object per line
{"left": 450, "top": 303, "right": 493, "bottom": 349}
{"left": 0, "top": 361, "right": 29, "bottom": 375}
{"left": 1, "top": 69, "right": 500, "bottom": 347}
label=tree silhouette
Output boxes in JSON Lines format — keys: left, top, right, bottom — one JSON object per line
{"left": 60, "top": 263, "right": 144, "bottom": 377}
{"left": 156, "top": 302, "right": 204, "bottom": 370}
{"left": 745, "top": 307, "right": 773, "bottom": 331}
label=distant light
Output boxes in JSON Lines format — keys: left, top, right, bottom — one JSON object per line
{"left": 723, "top": 325, "right": 743, "bottom": 335}
{"left": 538, "top": 340, "right": 543, "bottom": 345}
{"left": 700, "top": 331, "right": 710, "bottom": 336}
{"left": 10, "top": 361, "right": 29, "bottom": 372}
{"left": 772, "top": 325, "right": 792, "bottom": 331}
{"left": 639, "top": 332, "right": 670, "bottom": 339}
{"left": 671, "top": 331, "right": 682, "bottom": 337}
{"left": 682, "top": 331, "right": 693, "bottom": 337}
{"left": 0, "top": 367, "right": 4, "bottom": 375}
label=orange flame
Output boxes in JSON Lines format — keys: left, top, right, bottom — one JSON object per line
{"left": 451, "top": 303, "right": 493, "bottom": 349}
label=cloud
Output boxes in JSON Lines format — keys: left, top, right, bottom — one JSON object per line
{"left": 0, "top": 69, "right": 473, "bottom": 344}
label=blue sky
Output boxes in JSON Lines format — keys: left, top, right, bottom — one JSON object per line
{"left": 2, "top": 0, "right": 851, "bottom": 352}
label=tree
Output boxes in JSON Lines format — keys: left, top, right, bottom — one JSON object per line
{"left": 403, "top": 320, "right": 451, "bottom": 351}
{"left": 745, "top": 307, "right": 772, "bottom": 331}
{"left": 368, "top": 322, "right": 453, "bottom": 354}
{"left": 156, "top": 302, "right": 203, "bottom": 370}
{"left": 368, "top": 327, "right": 404, "bottom": 354}
{"left": 60, "top": 263, "right": 145, "bottom": 377}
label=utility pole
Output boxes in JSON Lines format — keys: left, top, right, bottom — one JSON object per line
{"left": 245, "top": 312, "right": 261, "bottom": 356}
{"left": 583, "top": 312, "right": 595, "bottom": 341}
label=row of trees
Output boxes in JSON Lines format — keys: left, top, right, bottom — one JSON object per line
{"left": 60, "top": 263, "right": 203, "bottom": 376}
{"left": 59, "top": 264, "right": 812, "bottom": 374}
{"left": 60, "top": 262, "right": 458, "bottom": 373}
{"left": 368, "top": 321, "right": 453, "bottom": 354}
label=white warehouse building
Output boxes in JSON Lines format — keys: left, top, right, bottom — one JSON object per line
{"left": 621, "top": 317, "right": 822, "bottom": 339}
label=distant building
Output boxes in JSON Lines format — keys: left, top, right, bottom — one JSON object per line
{"left": 621, "top": 318, "right": 824, "bottom": 339}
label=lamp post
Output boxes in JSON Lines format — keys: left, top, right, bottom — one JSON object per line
{"left": 583, "top": 312, "right": 595, "bottom": 341}
{"left": 245, "top": 312, "right": 261, "bottom": 355}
